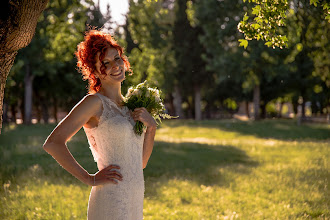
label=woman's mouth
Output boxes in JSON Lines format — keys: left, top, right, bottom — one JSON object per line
{"left": 111, "top": 70, "right": 122, "bottom": 76}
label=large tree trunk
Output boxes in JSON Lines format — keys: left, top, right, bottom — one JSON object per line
{"left": 194, "top": 85, "right": 201, "bottom": 120}
{"left": 253, "top": 85, "right": 260, "bottom": 120}
{"left": 0, "top": 0, "right": 49, "bottom": 133}
{"left": 24, "top": 63, "right": 34, "bottom": 125}
{"left": 173, "top": 85, "right": 183, "bottom": 119}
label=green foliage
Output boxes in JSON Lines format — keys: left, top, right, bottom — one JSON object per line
{"left": 238, "top": 0, "right": 289, "bottom": 49}
{"left": 238, "top": 0, "right": 330, "bottom": 48}
{"left": 126, "top": 0, "right": 176, "bottom": 94}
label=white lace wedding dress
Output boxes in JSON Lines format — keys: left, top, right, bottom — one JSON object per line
{"left": 83, "top": 93, "right": 145, "bottom": 220}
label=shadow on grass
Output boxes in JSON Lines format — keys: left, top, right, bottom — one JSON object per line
{"left": 162, "top": 119, "right": 330, "bottom": 141}
{"left": 144, "top": 141, "right": 258, "bottom": 189}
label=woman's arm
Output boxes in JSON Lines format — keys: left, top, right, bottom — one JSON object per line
{"left": 142, "top": 126, "right": 156, "bottom": 169}
{"left": 43, "top": 95, "right": 122, "bottom": 186}
{"left": 132, "top": 107, "right": 157, "bottom": 169}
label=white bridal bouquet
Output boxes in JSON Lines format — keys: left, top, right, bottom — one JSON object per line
{"left": 123, "top": 81, "right": 176, "bottom": 135}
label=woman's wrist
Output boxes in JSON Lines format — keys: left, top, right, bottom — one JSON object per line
{"left": 146, "top": 124, "right": 157, "bottom": 131}
{"left": 85, "top": 173, "right": 94, "bottom": 186}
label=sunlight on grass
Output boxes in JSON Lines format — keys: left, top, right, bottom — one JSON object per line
{"left": 0, "top": 120, "right": 329, "bottom": 219}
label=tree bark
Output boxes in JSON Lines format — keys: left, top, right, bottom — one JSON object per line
{"left": 253, "top": 85, "right": 260, "bottom": 120}
{"left": 0, "top": 0, "right": 49, "bottom": 132}
{"left": 194, "top": 85, "right": 201, "bottom": 120}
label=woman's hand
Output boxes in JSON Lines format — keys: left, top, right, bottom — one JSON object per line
{"left": 131, "top": 107, "right": 157, "bottom": 129}
{"left": 91, "top": 164, "right": 123, "bottom": 186}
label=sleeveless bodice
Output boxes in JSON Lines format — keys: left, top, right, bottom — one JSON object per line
{"left": 83, "top": 93, "right": 145, "bottom": 220}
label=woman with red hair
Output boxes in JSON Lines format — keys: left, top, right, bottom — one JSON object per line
{"left": 43, "top": 30, "right": 157, "bottom": 219}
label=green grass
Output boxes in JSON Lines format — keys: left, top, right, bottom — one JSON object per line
{"left": 0, "top": 119, "right": 329, "bottom": 219}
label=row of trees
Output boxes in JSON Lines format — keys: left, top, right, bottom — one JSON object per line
{"left": 2, "top": 0, "right": 329, "bottom": 125}
{"left": 125, "top": 0, "right": 329, "bottom": 120}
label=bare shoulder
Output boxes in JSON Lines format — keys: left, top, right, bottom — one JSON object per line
{"left": 81, "top": 93, "right": 103, "bottom": 116}
{"left": 81, "top": 93, "right": 102, "bottom": 108}
{"left": 45, "top": 94, "right": 103, "bottom": 144}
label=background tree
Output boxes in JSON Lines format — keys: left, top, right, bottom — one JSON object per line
{"left": 0, "top": 0, "right": 49, "bottom": 132}
{"left": 126, "top": 0, "right": 177, "bottom": 115}
{"left": 4, "top": 0, "right": 94, "bottom": 125}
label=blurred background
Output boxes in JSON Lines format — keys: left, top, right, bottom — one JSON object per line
{"left": 1, "top": 1, "right": 329, "bottom": 219}
{"left": 2, "top": 0, "right": 329, "bottom": 126}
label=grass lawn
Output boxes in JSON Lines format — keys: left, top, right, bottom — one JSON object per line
{"left": 0, "top": 119, "right": 329, "bottom": 219}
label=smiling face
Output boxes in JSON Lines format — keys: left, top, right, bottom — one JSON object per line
{"left": 95, "top": 47, "right": 125, "bottom": 85}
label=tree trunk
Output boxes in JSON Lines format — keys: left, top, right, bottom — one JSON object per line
{"left": 41, "top": 98, "right": 49, "bottom": 124}
{"left": 24, "top": 63, "right": 34, "bottom": 125}
{"left": 278, "top": 101, "right": 284, "bottom": 118}
{"left": 245, "top": 101, "right": 250, "bottom": 118}
{"left": 0, "top": 0, "right": 49, "bottom": 133}
{"left": 53, "top": 96, "right": 58, "bottom": 123}
{"left": 10, "top": 104, "right": 17, "bottom": 123}
{"left": 293, "top": 101, "right": 298, "bottom": 116}
{"left": 301, "top": 98, "right": 306, "bottom": 119}
{"left": 260, "top": 102, "right": 266, "bottom": 119}
{"left": 253, "top": 85, "right": 260, "bottom": 120}
{"left": 0, "top": 51, "right": 17, "bottom": 131}
{"left": 20, "top": 100, "right": 25, "bottom": 123}
{"left": 3, "top": 100, "right": 8, "bottom": 124}
{"left": 165, "top": 93, "right": 176, "bottom": 116}
{"left": 34, "top": 90, "right": 42, "bottom": 123}
{"left": 194, "top": 85, "right": 201, "bottom": 120}
{"left": 173, "top": 85, "right": 183, "bottom": 119}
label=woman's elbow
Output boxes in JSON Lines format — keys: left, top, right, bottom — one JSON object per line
{"left": 42, "top": 137, "right": 63, "bottom": 153}
{"left": 42, "top": 139, "right": 53, "bottom": 153}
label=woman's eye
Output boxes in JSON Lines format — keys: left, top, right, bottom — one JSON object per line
{"left": 103, "top": 61, "right": 109, "bottom": 65}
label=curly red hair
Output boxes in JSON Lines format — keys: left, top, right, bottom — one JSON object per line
{"left": 75, "top": 30, "right": 132, "bottom": 94}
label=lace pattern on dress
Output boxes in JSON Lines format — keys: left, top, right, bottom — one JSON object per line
{"left": 84, "top": 92, "right": 145, "bottom": 219}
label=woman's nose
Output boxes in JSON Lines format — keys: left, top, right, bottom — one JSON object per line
{"left": 110, "top": 60, "right": 118, "bottom": 68}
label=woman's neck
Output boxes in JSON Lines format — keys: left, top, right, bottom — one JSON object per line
{"left": 99, "top": 83, "right": 123, "bottom": 104}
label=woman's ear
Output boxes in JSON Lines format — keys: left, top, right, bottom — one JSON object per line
{"left": 94, "top": 51, "right": 102, "bottom": 75}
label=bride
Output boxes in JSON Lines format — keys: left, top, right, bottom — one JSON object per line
{"left": 43, "top": 30, "right": 157, "bottom": 220}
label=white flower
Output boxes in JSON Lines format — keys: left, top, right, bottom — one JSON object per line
{"left": 155, "top": 95, "right": 161, "bottom": 103}
{"left": 132, "top": 89, "right": 141, "bottom": 97}
{"left": 146, "top": 90, "right": 151, "bottom": 98}
{"left": 127, "top": 87, "right": 134, "bottom": 98}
